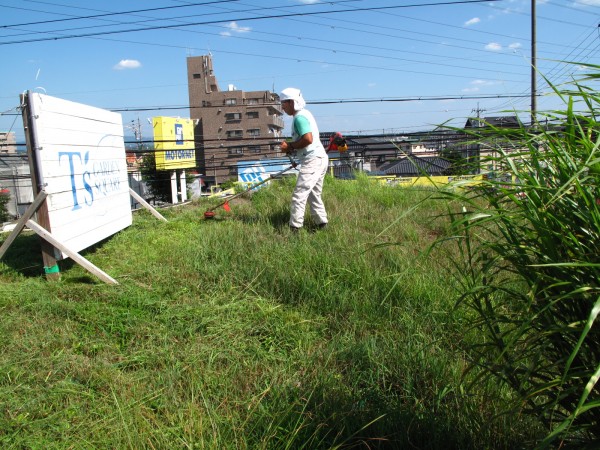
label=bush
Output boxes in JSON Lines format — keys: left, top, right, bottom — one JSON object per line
{"left": 438, "top": 64, "right": 600, "bottom": 447}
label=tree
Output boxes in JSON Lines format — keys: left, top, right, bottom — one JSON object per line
{"left": 0, "top": 189, "right": 11, "bottom": 222}
{"left": 441, "top": 148, "right": 478, "bottom": 175}
{"left": 139, "top": 152, "right": 172, "bottom": 202}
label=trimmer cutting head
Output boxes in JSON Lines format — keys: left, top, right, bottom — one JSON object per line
{"left": 204, "top": 210, "right": 216, "bottom": 219}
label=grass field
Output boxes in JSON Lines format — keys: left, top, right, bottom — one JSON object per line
{"left": 0, "top": 175, "right": 543, "bottom": 449}
{"left": 2, "top": 66, "right": 598, "bottom": 448}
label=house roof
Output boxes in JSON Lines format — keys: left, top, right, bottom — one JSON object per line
{"left": 320, "top": 134, "right": 423, "bottom": 149}
{"left": 377, "top": 155, "right": 451, "bottom": 176}
{"left": 464, "top": 116, "right": 521, "bottom": 129}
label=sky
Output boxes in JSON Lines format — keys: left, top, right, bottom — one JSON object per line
{"left": 1, "top": 0, "right": 599, "bottom": 144}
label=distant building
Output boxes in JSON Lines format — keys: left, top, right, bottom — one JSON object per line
{"left": 187, "top": 54, "right": 285, "bottom": 185}
{"left": 346, "top": 135, "right": 436, "bottom": 173}
{"left": 464, "top": 115, "right": 522, "bottom": 173}
{"left": 0, "top": 131, "right": 17, "bottom": 154}
{"left": 0, "top": 153, "right": 32, "bottom": 219}
{"left": 465, "top": 116, "right": 521, "bottom": 129}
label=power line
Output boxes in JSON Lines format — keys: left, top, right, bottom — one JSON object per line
{"left": 0, "top": 0, "right": 500, "bottom": 45}
{"left": 0, "top": 0, "right": 533, "bottom": 85}
{"left": 0, "top": 14, "right": 529, "bottom": 79}
{"left": 104, "top": 93, "right": 537, "bottom": 113}
{"left": 0, "top": 0, "right": 241, "bottom": 28}
{"left": 0, "top": 0, "right": 570, "bottom": 89}
{"left": 0, "top": 92, "right": 545, "bottom": 117}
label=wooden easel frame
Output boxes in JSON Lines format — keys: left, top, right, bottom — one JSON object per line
{"left": 0, "top": 189, "right": 167, "bottom": 285}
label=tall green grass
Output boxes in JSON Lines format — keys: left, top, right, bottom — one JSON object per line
{"left": 437, "top": 64, "right": 600, "bottom": 447}
{"left": 0, "top": 173, "right": 539, "bottom": 447}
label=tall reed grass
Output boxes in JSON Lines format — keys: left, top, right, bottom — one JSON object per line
{"left": 437, "top": 64, "right": 600, "bottom": 447}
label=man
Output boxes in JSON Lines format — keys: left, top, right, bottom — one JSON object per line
{"left": 279, "top": 87, "right": 329, "bottom": 232}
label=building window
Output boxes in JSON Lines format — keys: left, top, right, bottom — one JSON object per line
{"left": 246, "top": 111, "right": 259, "bottom": 119}
{"left": 248, "top": 145, "right": 261, "bottom": 154}
{"left": 225, "top": 98, "right": 237, "bottom": 106}
{"left": 193, "top": 73, "right": 201, "bottom": 79}
{"left": 225, "top": 112, "right": 242, "bottom": 121}
{"left": 247, "top": 129, "right": 260, "bottom": 137}
{"left": 228, "top": 147, "right": 244, "bottom": 155}
{"left": 226, "top": 130, "right": 243, "bottom": 138}
{"left": 247, "top": 98, "right": 259, "bottom": 105}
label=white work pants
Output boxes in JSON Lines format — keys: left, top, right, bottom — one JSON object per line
{"left": 289, "top": 155, "right": 329, "bottom": 228}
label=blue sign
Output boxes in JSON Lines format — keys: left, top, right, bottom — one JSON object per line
{"left": 237, "top": 159, "right": 296, "bottom": 187}
{"left": 175, "top": 123, "right": 183, "bottom": 145}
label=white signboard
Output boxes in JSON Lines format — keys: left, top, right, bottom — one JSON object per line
{"left": 27, "top": 92, "right": 132, "bottom": 259}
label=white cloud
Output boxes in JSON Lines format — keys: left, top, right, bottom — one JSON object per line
{"left": 574, "top": 0, "right": 600, "bottom": 5}
{"left": 368, "top": 82, "right": 376, "bottom": 88}
{"left": 469, "top": 79, "right": 496, "bottom": 90}
{"left": 508, "top": 42, "right": 522, "bottom": 51}
{"left": 465, "top": 17, "right": 480, "bottom": 26}
{"left": 113, "top": 59, "right": 141, "bottom": 70}
{"left": 298, "top": 0, "right": 320, "bottom": 3}
{"left": 220, "top": 21, "right": 251, "bottom": 36}
{"left": 493, "top": 5, "right": 521, "bottom": 15}
{"left": 485, "top": 42, "right": 502, "bottom": 51}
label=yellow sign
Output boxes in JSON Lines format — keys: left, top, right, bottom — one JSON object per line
{"left": 153, "top": 116, "right": 196, "bottom": 170}
{"left": 374, "top": 174, "right": 485, "bottom": 189}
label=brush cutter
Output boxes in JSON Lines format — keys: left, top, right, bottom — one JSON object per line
{"left": 203, "top": 157, "right": 297, "bottom": 220}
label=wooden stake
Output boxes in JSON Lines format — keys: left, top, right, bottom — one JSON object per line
{"left": 26, "top": 220, "right": 118, "bottom": 285}
{"left": 21, "top": 92, "right": 60, "bottom": 280}
{"left": 129, "top": 188, "right": 167, "bottom": 222}
{"left": 0, "top": 190, "right": 46, "bottom": 260}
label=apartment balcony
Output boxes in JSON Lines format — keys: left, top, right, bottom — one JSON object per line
{"left": 269, "top": 115, "right": 285, "bottom": 129}
{"left": 266, "top": 104, "right": 283, "bottom": 115}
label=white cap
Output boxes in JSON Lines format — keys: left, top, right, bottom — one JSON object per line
{"left": 280, "top": 87, "right": 306, "bottom": 111}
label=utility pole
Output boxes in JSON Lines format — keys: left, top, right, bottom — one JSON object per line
{"left": 531, "top": 0, "right": 537, "bottom": 126}
{"left": 131, "top": 118, "right": 143, "bottom": 151}
{"left": 472, "top": 103, "right": 486, "bottom": 127}
{"left": 471, "top": 103, "right": 486, "bottom": 174}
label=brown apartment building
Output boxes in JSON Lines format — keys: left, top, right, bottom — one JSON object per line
{"left": 187, "top": 54, "right": 285, "bottom": 185}
{"left": 0, "top": 131, "right": 17, "bottom": 154}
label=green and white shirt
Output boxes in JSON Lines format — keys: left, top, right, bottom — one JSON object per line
{"left": 291, "top": 109, "right": 327, "bottom": 164}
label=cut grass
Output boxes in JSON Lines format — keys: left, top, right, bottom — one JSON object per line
{"left": 0, "top": 176, "right": 540, "bottom": 448}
